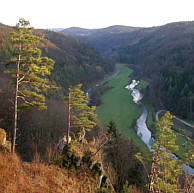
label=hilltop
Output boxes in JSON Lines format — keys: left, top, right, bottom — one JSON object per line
{"left": 0, "top": 23, "right": 115, "bottom": 92}
{"left": 114, "top": 21, "right": 194, "bottom": 119}
{"left": 61, "top": 25, "right": 141, "bottom": 36}
{"left": 60, "top": 25, "right": 142, "bottom": 55}
{"left": 61, "top": 21, "right": 194, "bottom": 120}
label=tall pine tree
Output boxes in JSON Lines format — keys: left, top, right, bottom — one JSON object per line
{"left": 64, "top": 84, "right": 96, "bottom": 145}
{"left": 136, "top": 112, "right": 182, "bottom": 193}
{"left": 5, "top": 18, "right": 55, "bottom": 153}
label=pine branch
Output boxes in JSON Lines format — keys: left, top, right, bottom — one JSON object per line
{"left": 17, "top": 96, "right": 33, "bottom": 106}
{"left": 18, "top": 70, "right": 30, "bottom": 83}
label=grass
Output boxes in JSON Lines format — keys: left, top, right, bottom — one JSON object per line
{"left": 136, "top": 80, "right": 149, "bottom": 90}
{"left": 96, "top": 63, "right": 194, "bottom": 167}
{"left": 0, "top": 149, "right": 114, "bottom": 193}
{"left": 183, "top": 119, "right": 194, "bottom": 125}
{"left": 175, "top": 135, "right": 194, "bottom": 167}
{"left": 142, "top": 97, "right": 156, "bottom": 135}
{"left": 148, "top": 109, "right": 194, "bottom": 166}
{"left": 97, "top": 63, "right": 149, "bottom": 152}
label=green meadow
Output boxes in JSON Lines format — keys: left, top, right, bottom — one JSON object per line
{"left": 97, "top": 63, "right": 149, "bottom": 152}
{"left": 96, "top": 63, "right": 194, "bottom": 165}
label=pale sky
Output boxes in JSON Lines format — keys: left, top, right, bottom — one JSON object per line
{"left": 1, "top": 0, "right": 194, "bottom": 29}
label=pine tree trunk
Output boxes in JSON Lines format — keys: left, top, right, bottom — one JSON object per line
{"left": 12, "top": 53, "right": 20, "bottom": 153}
{"left": 67, "top": 92, "right": 71, "bottom": 145}
{"left": 148, "top": 160, "right": 155, "bottom": 193}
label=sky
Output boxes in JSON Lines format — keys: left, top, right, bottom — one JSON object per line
{"left": 1, "top": 0, "right": 194, "bottom": 29}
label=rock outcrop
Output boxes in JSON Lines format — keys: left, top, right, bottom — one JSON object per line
{"left": 0, "top": 128, "right": 11, "bottom": 152}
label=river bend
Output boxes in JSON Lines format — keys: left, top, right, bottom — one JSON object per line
{"left": 125, "top": 80, "right": 194, "bottom": 175}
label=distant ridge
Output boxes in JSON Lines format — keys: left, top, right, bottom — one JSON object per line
{"left": 48, "top": 28, "right": 64, "bottom": 32}
{"left": 61, "top": 25, "right": 142, "bottom": 36}
{"left": 0, "top": 23, "right": 115, "bottom": 91}
{"left": 54, "top": 21, "right": 194, "bottom": 120}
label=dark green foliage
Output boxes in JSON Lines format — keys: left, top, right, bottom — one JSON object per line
{"left": 52, "top": 144, "right": 80, "bottom": 169}
{"left": 89, "top": 85, "right": 113, "bottom": 106}
{"left": 0, "top": 23, "right": 115, "bottom": 94}
{"left": 96, "top": 187, "right": 109, "bottom": 193}
{"left": 65, "top": 84, "right": 97, "bottom": 142}
{"left": 0, "top": 24, "right": 15, "bottom": 68}
{"left": 113, "top": 22, "right": 194, "bottom": 119}
{"left": 160, "top": 67, "right": 194, "bottom": 119}
{"left": 66, "top": 21, "right": 194, "bottom": 120}
{"left": 136, "top": 112, "right": 183, "bottom": 193}
{"left": 40, "top": 30, "right": 115, "bottom": 92}
{"left": 106, "top": 121, "right": 118, "bottom": 138}
{"left": 5, "top": 19, "right": 56, "bottom": 110}
{"left": 61, "top": 25, "right": 141, "bottom": 56}
{"left": 69, "top": 84, "right": 96, "bottom": 131}
{"left": 4, "top": 18, "right": 57, "bottom": 152}
{"left": 104, "top": 128, "right": 145, "bottom": 192}
{"left": 121, "top": 181, "right": 131, "bottom": 193}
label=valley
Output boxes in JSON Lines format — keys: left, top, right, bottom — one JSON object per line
{"left": 96, "top": 63, "right": 193, "bottom": 168}
{"left": 0, "top": 18, "right": 194, "bottom": 193}
{"left": 96, "top": 63, "right": 149, "bottom": 152}
{"left": 62, "top": 21, "right": 194, "bottom": 122}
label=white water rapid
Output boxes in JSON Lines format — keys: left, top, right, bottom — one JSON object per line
{"left": 125, "top": 79, "right": 194, "bottom": 175}
{"left": 125, "top": 80, "right": 154, "bottom": 149}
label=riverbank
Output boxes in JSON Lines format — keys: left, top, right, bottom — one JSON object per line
{"left": 129, "top": 80, "right": 194, "bottom": 174}
{"left": 156, "top": 110, "right": 194, "bottom": 167}
{"left": 96, "top": 63, "right": 149, "bottom": 152}
{"left": 136, "top": 81, "right": 156, "bottom": 135}
{"left": 96, "top": 63, "right": 194, "bottom": 172}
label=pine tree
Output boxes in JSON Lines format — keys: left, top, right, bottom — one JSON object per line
{"left": 64, "top": 84, "right": 96, "bottom": 144}
{"left": 121, "top": 181, "right": 131, "bottom": 193}
{"left": 136, "top": 112, "right": 182, "bottom": 193}
{"left": 4, "top": 18, "right": 56, "bottom": 153}
{"left": 107, "top": 121, "right": 118, "bottom": 138}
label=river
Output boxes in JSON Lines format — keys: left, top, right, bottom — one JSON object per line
{"left": 125, "top": 80, "right": 194, "bottom": 175}
{"left": 125, "top": 80, "right": 154, "bottom": 149}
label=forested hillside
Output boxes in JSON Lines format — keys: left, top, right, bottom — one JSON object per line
{"left": 61, "top": 25, "right": 142, "bottom": 56}
{"left": 115, "top": 21, "right": 194, "bottom": 120}
{"left": 0, "top": 19, "right": 193, "bottom": 193}
{"left": 63, "top": 21, "right": 194, "bottom": 120}
{"left": 0, "top": 23, "right": 114, "bottom": 92}
{"left": 0, "top": 22, "right": 114, "bottom": 159}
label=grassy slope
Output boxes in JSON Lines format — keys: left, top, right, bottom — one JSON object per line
{"left": 97, "top": 63, "right": 148, "bottom": 152}
{"left": 96, "top": 63, "right": 193, "bottom": 165}
{"left": 0, "top": 150, "right": 114, "bottom": 193}
{"left": 175, "top": 135, "right": 194, "bottom": 167}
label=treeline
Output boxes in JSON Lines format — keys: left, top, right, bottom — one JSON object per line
{"left": 64, "top": 21, "right": 194, "bottom": 120}
{"left": 0, "top": 19, "right": 193, "bottom": 193}
{"left": 0, "top": 76, "right": 145, "bottom": 192}
{"left": 89, "top": 84, "right": 113, "bottom": 106}
{"left": 41, "top": 30, "right": 115, "bottom": 91}
{"left": 0, "top": 20, "right": 143, "bottom": 192}
{"left": 61, "top": 25, "right": 141, "bottom": 56}
{"left": 114, "top": 22, "right": 194, "bottom": 119}
{"left": 0, "top": 23, "right": 115, "bottom": 93}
